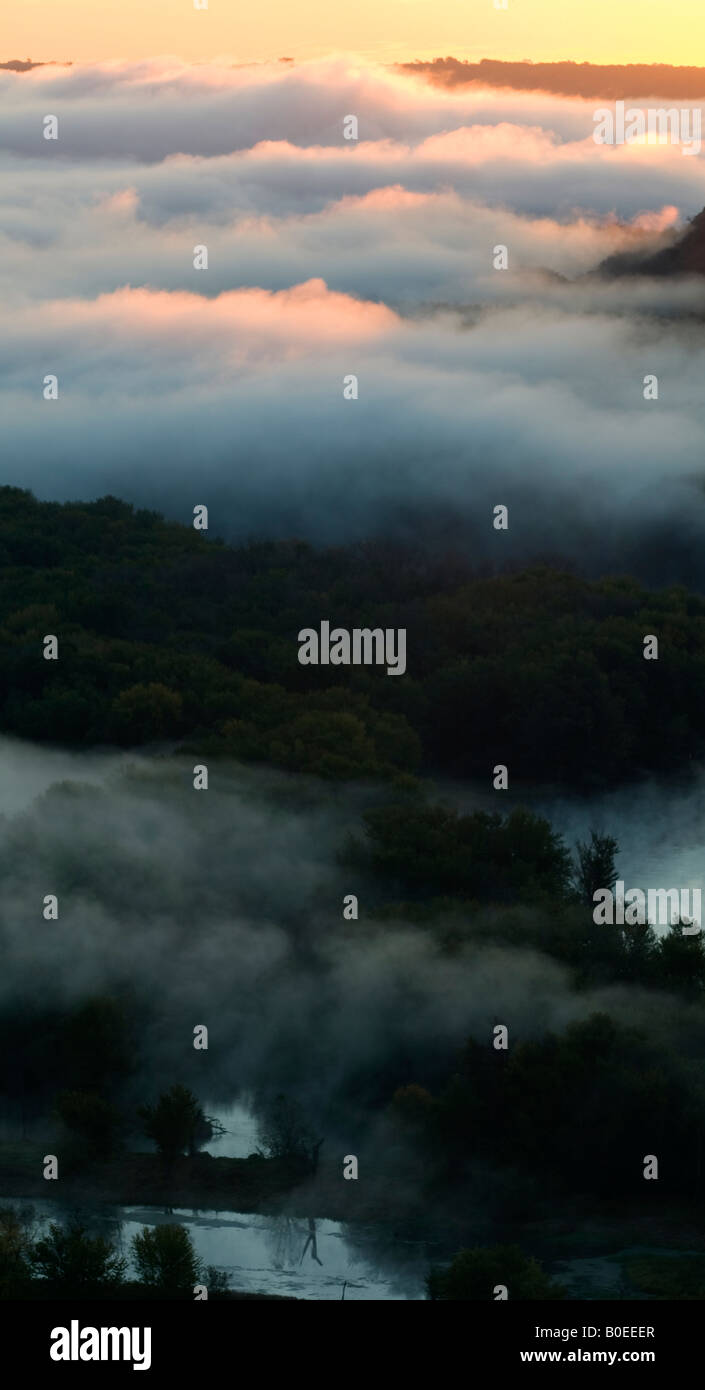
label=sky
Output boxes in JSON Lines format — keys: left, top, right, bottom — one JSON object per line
{"left": 6, "top": 0, "right": 705, "bottom": 68}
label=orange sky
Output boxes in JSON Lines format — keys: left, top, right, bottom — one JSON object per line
{"left": 5, "top": 0, "right": 705, "bottom": 67}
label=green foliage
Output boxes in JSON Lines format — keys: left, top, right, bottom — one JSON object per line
{"left": 31, "top": 1223, "right": 126, "bottom": 1293}
{"left": 110, "top": 682, "right": 183, "bottom": 743}
{"left": 131, "top": 1224, "right": 201, "bottom": 1295}
{"left": 138, "top": 1085, "right": 205, "bottom": 1162}
{"left": 357, "top": 802, "right": 573, "bottom": 903}
{"left": 427, "top": 1245, "right": 565, "bottom": 1300}
{"left": 622, "top": 1254, "right": 705, "bottom": 1299}
{"left": 3, "top": 488, "right": 705, "bottom": 785}
{"left": 203, "top": 1265, "right": 231, "bottom": 1296}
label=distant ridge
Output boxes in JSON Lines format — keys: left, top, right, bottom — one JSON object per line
{"left": 1, "top": 59, "right": 43, "bottom": 71}
{"left": 600, "top": 208, "right": 705, "bottom": 277}
{"left": 401, "top": 57, "right": 705, "bottom": 100}
{"left": 0, "top": 59, "right": 71, "bottom": 71}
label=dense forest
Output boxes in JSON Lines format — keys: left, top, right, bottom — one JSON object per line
{"left": 1, "top": 486, "right": 704, "bottom": 786}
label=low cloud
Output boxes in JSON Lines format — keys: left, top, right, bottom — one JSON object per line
{"left": 2, "top": 56, "right": 705, "bottom": 579}
{"left": 4, "top": 280, "right": 705, "bottom": 579}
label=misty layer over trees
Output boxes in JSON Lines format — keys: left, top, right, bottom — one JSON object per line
{"left": 1, "top": 493, "right": 705, "bottom": 1294}
{"left": 3, "top": 56, "right": 705, "bottom": 1301}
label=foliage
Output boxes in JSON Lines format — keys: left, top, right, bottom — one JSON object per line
{"left": 138, "top": 1085, "right": 205, "bottom": 1162}
{"left": 31, "top": 1223, "right": 126, "bottom": 1292}
{"left": 427, "top": 1245, "right": 565, "bottom": 1300}
{"left": 622, "top": 1255, "right": 705, "bottom": 1299}
{"left": 356, "top": 802, "right": 574, "bottom": 903}
{"left": 131, "top": 1223, "right": 201, "bottom": 1295}
{"left": 399, "top": 1013, "right": 705, "bottom": 1199}
{"left": 257, "top": 1094, "right": 322, "bottom": 1171}
{"left": 3, "top": 488, "right": 705, "bottom": 786}
{"left": 573, "top": 830, "right": 619, "bottom": 906}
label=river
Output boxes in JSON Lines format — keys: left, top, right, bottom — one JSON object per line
{"left": 5, "top": 760, "right": 705, "bottom": 1298}
{"left": 13, "top": 1189, "right": 431, "bottom": 1301}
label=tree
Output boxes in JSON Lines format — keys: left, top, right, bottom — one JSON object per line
{"left": 110, "top": 682, "right": 183, "bottom": 744}
{"left": 31, "top": 1224, "right": 126, "bottom": 1293}
{"left": 427, "top": 1245, "right": 565, "bottom": 1300}
{"left": 138, "top": 1085, "right": 204, "bottom": 1162}
{"left": 357, "top": 802, "right": 573, "bottom": 903}
{"left": 654, "top": 924, "right": 705, "bottom": 998}
{"left": 574, "top": 829, "right": 619, "bottom": 907}
{"left": 257, "top": 1094, "right": 323, "bottom": 1172}
{"left": 131, "top": 1224, "right": 201, "bottom": 1296}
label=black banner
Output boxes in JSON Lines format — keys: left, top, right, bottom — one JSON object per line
{"left": 2, "top": 1297, "right": 694, "bottom": 1376}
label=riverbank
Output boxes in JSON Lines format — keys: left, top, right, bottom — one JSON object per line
{"left": 0, "top": 1144, "right": 401, "bottom": 1225}
{"left": 7, "top": 1281, "right": 297, "bottom": 1301}
{"left": 4, "top": 1143, "right": 705, "bottom": 1260}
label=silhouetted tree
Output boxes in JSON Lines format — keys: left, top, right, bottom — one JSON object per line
{"left": 131, "top": 1224, "right": 201, "bottom": 1296}
{"left": 138, "top": 1085, "right": 204, "bottom": 1163}
{"left": 574, "top": 829, "right": 619, "bottom": 906}
{"left": 257, "top": 1095, "right": 322, "bottom": 1172}
{"left": 31, "top": 1224, "right": 126, "bottom": 1294}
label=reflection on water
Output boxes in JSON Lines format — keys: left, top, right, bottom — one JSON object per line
{"left": 201, "top": 1098, "right": 260, "bottom": 1158}
{"left": 300, "top": 1216, "right": 323, "bottom": 1266}
{"left": 9, "top": 1196, "right": 428, "bottom": 1301}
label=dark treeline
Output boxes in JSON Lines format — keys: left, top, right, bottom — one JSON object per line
{"left": 392, "top": 1011, "right": 705, "bottom": 1205}
{"left": 352, "top": 805, "right": 705, "bottom": 1206}
{"left": 350, "top": 806, "right": 705, "bottom": 994}
{"left": 2, "top": 487, "right": 705, "bottom": 787}
{"left": 401, "top": 57, "right": 705, "bottom": 100}
{"left": 0, "top": 1209, "right": 269, "bottom": 1300}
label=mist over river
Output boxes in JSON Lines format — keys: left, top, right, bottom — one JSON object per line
{"left": 9, "top": 1189, "right": 431, "bottom": 1300}
{"left": 3, "top": 739, "right": 705, "bottom": 1299}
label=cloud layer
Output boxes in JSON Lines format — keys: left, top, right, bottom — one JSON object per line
{"left": 2, "top": 57, "right": 705, "bottom": 575}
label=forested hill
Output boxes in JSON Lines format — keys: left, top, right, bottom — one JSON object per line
{"left": 1, "top": 485, "right": 705, "bottom": 786}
